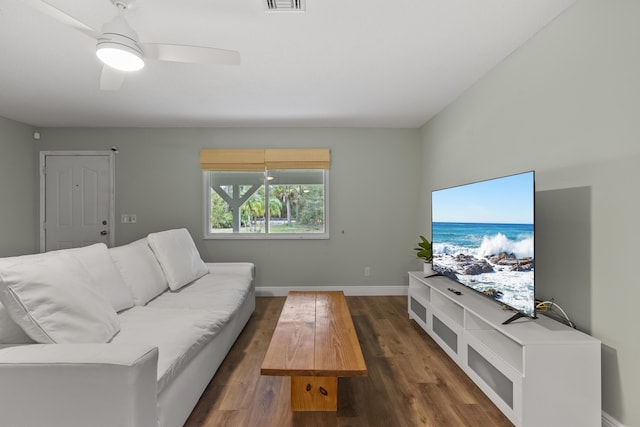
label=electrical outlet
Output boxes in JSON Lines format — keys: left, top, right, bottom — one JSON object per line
{"left": 364, "top": 266, "right": 371, "bottom": 277}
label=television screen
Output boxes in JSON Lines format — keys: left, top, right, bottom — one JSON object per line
{"left": 431, "top": 171, "right": 535, "bottom": 322}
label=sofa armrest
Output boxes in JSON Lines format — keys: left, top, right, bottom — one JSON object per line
{"left": 206, "top": 262, "right": 255, "bottom": 280}
{"left": 0, "top": 344, "right": 158, "bottom": 427}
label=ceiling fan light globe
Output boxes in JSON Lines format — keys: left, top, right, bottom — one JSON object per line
{"left": 96, "top": 43, "right": 144, "bottom": 71}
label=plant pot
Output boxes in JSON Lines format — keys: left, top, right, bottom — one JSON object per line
{"left": 423, "top": 262, "right": 434, "bottom": 275}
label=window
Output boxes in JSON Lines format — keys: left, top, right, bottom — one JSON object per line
{"left": 201, "top": 149, "right": 329, "bottom": 239}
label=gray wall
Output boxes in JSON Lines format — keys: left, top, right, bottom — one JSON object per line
{"left": 0, "top": 117, "right": 37, "bottom": 256}
{"left": 37, "top": 127, "right": 422, "bottom": 289}
{"left": 419, "top": 0, "right": 640, "bottom": 424}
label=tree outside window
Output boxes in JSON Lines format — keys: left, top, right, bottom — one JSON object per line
{"left": 205, "top": 169, "right": 328, "bottom": 239}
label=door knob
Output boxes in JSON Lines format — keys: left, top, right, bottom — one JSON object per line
{"left": 100, "top": 230, "right": 108, "bottom": 236}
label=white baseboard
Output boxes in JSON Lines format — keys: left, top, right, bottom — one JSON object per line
{"left": 255, "top": 285, "right": 408, "bottom": 297}
{"left": 602, "top": 411, "right": 624, "bottom": 427}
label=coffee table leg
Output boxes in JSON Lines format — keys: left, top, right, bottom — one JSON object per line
{"left": 290, "top": 376, "right": 338, "bottom": 411}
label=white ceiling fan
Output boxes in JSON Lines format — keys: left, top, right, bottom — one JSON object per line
{"left": 24, "top": 0, "right": 241, "bottom": 90}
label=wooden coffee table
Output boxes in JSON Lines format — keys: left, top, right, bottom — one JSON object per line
{"left": 260, "top": 291, "right": 368, "bottom": 411}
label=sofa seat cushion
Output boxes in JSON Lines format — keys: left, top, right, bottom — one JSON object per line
{"left": 146, "top": 288, "right": 250, "bottom": 318}
{"left": 172, "top": 263, "right": 254, "bottom": 296}
{"left": 145, "top": 264, "right": 254, "bottom": 316}
{"left": 113, "top": 306, "right": 227, "bottom": 394}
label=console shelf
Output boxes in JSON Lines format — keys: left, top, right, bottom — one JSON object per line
{"left": 408, "top": 272, "right": 601, "bottom": 427}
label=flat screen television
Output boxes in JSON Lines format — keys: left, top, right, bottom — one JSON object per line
{"left": 431, "top": 171, "right": 535, "bottom": 324}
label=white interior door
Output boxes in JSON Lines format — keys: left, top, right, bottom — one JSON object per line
{"left": 40, "top": 152, "right": 114, "bottom": 252}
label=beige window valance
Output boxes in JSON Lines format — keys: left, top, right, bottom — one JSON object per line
{"left": 200, "top": 149, "right": 330, "bottom": 171}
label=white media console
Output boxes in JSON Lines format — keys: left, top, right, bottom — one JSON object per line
{"left": 408, "top": 272, "right": 601, "bottom": 427}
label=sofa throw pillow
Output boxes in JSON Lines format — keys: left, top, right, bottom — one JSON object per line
{"left": 0, "top": 302, "right": 34, "bottom": 344}
{"left": 68, "top": 243, "right": 135, "bottom": 312}
{"left": 109, "top": 239, "right": 169, "bottom": 306}
{"left": 0, "top": 252, "right": 120, "bottom": 344}
{"left": 147, "top": 228, "right": 208, "bottom": 291}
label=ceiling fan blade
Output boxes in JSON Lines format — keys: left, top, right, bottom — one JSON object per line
{"left": 140, "top": 43, "right": 241, "bottom": 65}
{"left": 100, "top": 66, "right": 126, "bottom": 91}
{"left": 23, "top": 0, "right": 99, "bottom": 39}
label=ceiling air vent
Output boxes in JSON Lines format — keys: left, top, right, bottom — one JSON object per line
{"left": 266, "top": 0, "right": 305, "bottom": 12}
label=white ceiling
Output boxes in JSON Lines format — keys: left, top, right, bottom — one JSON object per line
{"left": 0, "top": 0, "right": 575, "bottom": 129}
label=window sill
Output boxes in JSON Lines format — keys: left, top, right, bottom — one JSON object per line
{"left": 203, "top": 233, "right": 329, "bottom": 240}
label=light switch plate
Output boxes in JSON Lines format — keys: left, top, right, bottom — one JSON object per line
{"left": 121, "top": 214, "right": 137, "bottom": 223}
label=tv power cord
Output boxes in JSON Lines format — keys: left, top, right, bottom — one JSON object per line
{"left": 536, "top": 300, "right": 575, "bottom": 328}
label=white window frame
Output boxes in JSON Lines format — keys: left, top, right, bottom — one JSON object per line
{"left": 203, "top": 170, "right": 329, "bottom": 240}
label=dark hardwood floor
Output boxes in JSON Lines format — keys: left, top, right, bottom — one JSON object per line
{"left": 185, "top": 296, "right": 513, "bottom": 427}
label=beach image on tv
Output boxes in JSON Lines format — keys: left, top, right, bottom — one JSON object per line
{"left": 432, "top": 172, "right": 535, "bottom": 316}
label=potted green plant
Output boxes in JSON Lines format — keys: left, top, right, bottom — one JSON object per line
{"left": 414, "top": 235, "right": 433, "bottom": 274}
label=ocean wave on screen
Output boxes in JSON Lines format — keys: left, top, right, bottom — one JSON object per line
{"left": 478, "top": 233, "right": 533, "bottom": 259}
{"left": 433, "top": 243, "right": 468, "bottom": 255}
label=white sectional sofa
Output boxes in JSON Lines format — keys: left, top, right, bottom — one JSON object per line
{"left": 0, "top": 228, "right": 255, "bottom": 427}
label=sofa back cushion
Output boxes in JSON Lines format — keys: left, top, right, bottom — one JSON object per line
{"left": 147, "top": 229, "right": 208, "bottom": 291}
{"left": 109, "top": 239, "right": 169, "bottom": 306}
{"left": 0, "top": 251, "right": 120, "bottom": 344}
{"left": 0, "top": 302, "right": 34, "bottom": 344}
{"left": 68, "top": 243, "right": 134, "bottom": 312}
